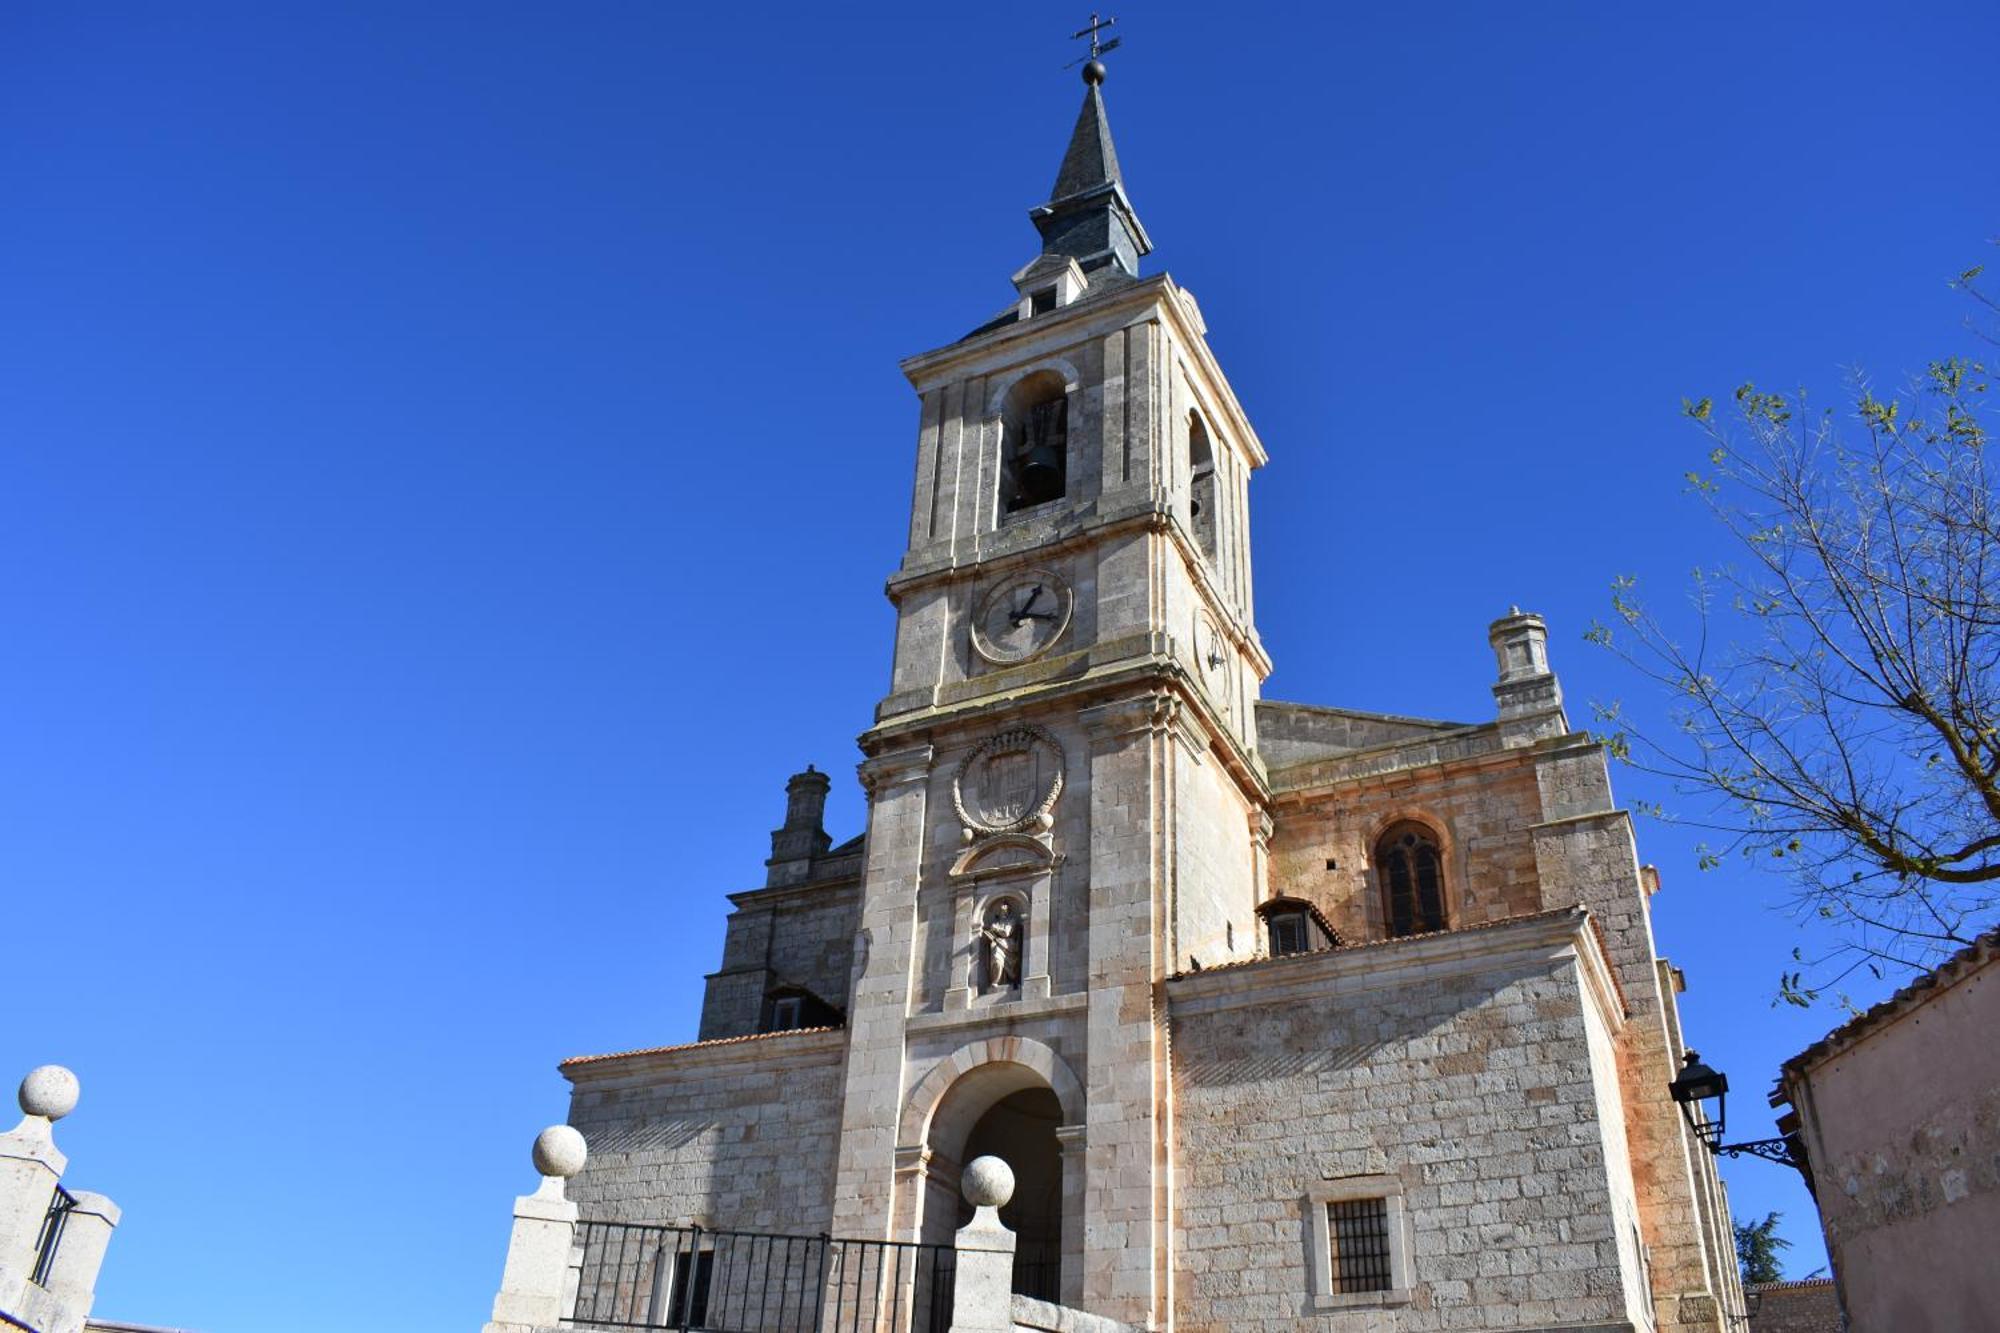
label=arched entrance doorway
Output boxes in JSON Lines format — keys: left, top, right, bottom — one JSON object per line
{"left": 898, "top": 1038, "right": 1083, "bottom": 1306}
{"left": 959, "top": 1088, "right": 1061, "bottom": 1300}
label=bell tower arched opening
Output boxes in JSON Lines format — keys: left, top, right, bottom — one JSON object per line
{"left": 1188, "top": 409, "right": 1218, "bottom": 563}
{"left": 999, "top": 370, "right": 1070, "bottom": 514}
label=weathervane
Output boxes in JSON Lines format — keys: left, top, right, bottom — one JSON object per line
{"left": 1064, "top": 13, "right": 1121, "bottom": 84}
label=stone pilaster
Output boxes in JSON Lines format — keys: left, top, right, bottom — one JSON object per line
{"left": 830, "top": 742, "right": 936, "bottom": 1242}
{"left": 1529, "top": 736, "right": 1729, "bottom": 1331}
{"left": 484, "top": 1126, "right": 586, "bottom": 1333}
{"left": 0, "top": 1067, "right": 75, "bottom": 1285}
{"left": 1078, "top": 691, "right": 1177, "bottom": 1328}
{"left": 1055, "top": 1124, "right": 1088, "bottom": 1309}
{"left": 0, "top": 1118, "right": 63, "bottom": 1282}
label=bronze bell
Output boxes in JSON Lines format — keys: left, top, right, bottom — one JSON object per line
{"left": 1019, "top": 444, "right": 1064, "bottom": 502}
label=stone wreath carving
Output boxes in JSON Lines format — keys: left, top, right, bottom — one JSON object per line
{"left": 953, "top": 725, "right": 1065, "bottom": 839}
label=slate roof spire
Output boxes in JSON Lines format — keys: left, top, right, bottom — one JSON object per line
{"left": 1029, "top": 61, "right": 1153, "bottom": 280}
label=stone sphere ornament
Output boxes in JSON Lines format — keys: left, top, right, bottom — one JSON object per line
{"left": 532, "top": 1124, "right": 588, "bottom": 1179}
{"left": 961, "top": 1154, "right": 1016, "bottom": 1209}
{"left": 1083, "top": 59, "right": 1106, "bottom": 85}
{"left": 18, "top": 1065, "right": 79, "bottom": 1121}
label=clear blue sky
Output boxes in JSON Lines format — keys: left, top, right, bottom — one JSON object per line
{"left": 4, "top": 4, "right": 1994, "bottom": 1329}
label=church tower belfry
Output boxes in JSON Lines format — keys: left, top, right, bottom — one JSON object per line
{"left": 831, "top": 54, "right": 1274, "bottom": 1327}
{"left": 526, "top": 33, "right": 1746, "bottom": 1333}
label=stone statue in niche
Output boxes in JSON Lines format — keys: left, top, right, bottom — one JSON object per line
{"left": 980, "top": 900, "right": 1023, "bottom": 991}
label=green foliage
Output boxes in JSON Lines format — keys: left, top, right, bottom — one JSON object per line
{"left": 1734, "top": 1211, "right": 1791, "bottom": 1285}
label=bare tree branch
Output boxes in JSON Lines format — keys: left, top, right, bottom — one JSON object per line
{"left": 1589, "top": 256, "right": 2000, "bottom": 1001}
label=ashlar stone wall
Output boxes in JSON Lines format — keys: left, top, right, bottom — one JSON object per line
{"left": 1167, "top": 911, "right": 1647, "bottom": 1332}
{"left": 560, "top": 1027, "right": 846, "bottom": 1234}
{"left": 697, "top": 873, "right": 861, "bottom": 1040}
{"left": 1265, "top": 743, "right": 1548, "bottom": 946}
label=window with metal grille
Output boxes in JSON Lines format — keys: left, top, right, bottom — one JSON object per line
{"left": 1325, "top": 1197, "right": 1393, "bottom": 1294}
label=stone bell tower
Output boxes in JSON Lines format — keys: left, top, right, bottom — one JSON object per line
{"left": 828, "top": 56, "right": 1273, "bottom": 1328}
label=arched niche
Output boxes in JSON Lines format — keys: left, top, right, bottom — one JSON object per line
{"left": 945, "top": 836, "right": 1060, "bottom": 1006}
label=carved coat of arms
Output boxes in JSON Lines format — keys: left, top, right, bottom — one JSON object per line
{"left": 952, "top": 726, "right": 1064, "bottom": 838}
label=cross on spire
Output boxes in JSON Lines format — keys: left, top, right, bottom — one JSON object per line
{"left": 1031, "top": 15, "right": 1151, "bottom": 279}
{"left": 1064, "top": 13, "right": 1121, "bottom": 83}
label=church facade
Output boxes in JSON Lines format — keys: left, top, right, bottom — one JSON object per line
{"left": 550, "top": 68, "right": 1744, "bottom": 1333}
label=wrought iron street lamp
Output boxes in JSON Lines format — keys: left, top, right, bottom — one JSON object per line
{"left": 1668, "top": 1050, "right": 1806, "bottom": 1172}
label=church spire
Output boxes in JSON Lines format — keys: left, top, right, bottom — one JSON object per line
{"left": 1028, "top": 57, "right": 1153, "bottom": 280}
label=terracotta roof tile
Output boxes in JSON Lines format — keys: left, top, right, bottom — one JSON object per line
{"left": 560, "top": 1024, "right": 842, "bottom": 1069}
{"left": 1781, "top": 925, "right": 2000, "bottom": 1078}
{"left": 1169, "top": 905, "right": 1587, "bottom": 980}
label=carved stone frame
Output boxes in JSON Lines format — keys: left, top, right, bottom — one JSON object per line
{"left": 952, "top": 725, "right": 1065, "bottom": 839}
{"left": 946, "top": 835, "right": 1058, "bottom": 1007}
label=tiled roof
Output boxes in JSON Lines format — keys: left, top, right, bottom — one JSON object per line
{"left": 560, "top": 1024, "right": 842, "bottom": 1069}
{"left": 1781, "top": 925, "right": 2000, "bottom": 1077}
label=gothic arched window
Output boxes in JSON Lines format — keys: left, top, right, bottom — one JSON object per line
{"left": 1001, "top": 372, "right": 1069, "bottom": 513}
{"left": 1376, "top": 823, "right": 1447, "bottom": 938}
{"left": 1187, "top": 410, "right": 1218, "bottom": 562}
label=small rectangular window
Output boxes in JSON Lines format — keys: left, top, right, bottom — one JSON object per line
{"left": 771, "top": 997, "right": 803, "bottom": 1031}
{"left": 1307, "top": 1177, "right": 1409, "bottom": 1311}
{"left": 1327, "top": 1198, "right": 1392, "bottom": 1294}
{"left": 1031, "top": 287, "right": 1057, "bottom": 315}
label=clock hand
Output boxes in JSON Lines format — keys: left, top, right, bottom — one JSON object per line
{"left": 1009, "top": 583, "right": 1047, "bottom": 625}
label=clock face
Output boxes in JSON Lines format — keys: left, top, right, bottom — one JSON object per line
{"left": 971, "top": 571, "right": 1073, "bottom": 666}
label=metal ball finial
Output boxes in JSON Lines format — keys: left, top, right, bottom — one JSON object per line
{"left": 1082, "top": 59, "right": 1106, "bottom": 86}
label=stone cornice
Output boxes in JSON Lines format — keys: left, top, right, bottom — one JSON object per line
{"left": 861, "top": 657, "right": 1271, "bottom": 807}
{"left": 724, "top": 872, "right": 863, "bottom": 912}
{"left": 857, "top": 742, "right": 934, "bottom": 796}
{"left": 898, "top": 273, "right": 1266, "bottom": 469}
{"left": 904, "top": 989, "right": 1087, "bottom": 1037}
{"left": 1165, "top": 907, "right": 1625, "bottom": 1035}
{"left": 559, "top": 1026, "right": 847, "bottom": 1088}
{"left": 1265, "top": 722, "right": 1539, "bottom": 801}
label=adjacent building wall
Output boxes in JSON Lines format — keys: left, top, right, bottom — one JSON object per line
{"left": 1781, "top": 934, "right": 1999, "bottom": 1333}
{"left": 1743, "top": 1279, "right": 1841, "bottom": 1333}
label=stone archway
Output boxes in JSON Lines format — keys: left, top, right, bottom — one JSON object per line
{"left": 896, "top": 1037, "right": 1084, "bottom": 1305}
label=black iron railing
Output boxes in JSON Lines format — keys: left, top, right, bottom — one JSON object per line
{"left": 568, "top": 1220, "right": 956, "bottom": 1333}
{"left": 31, "top": 1185, "right": 77, "bottom": 1287}
{"left": 1013, "top": 1244, "right": 1061, "bottom": 1305}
